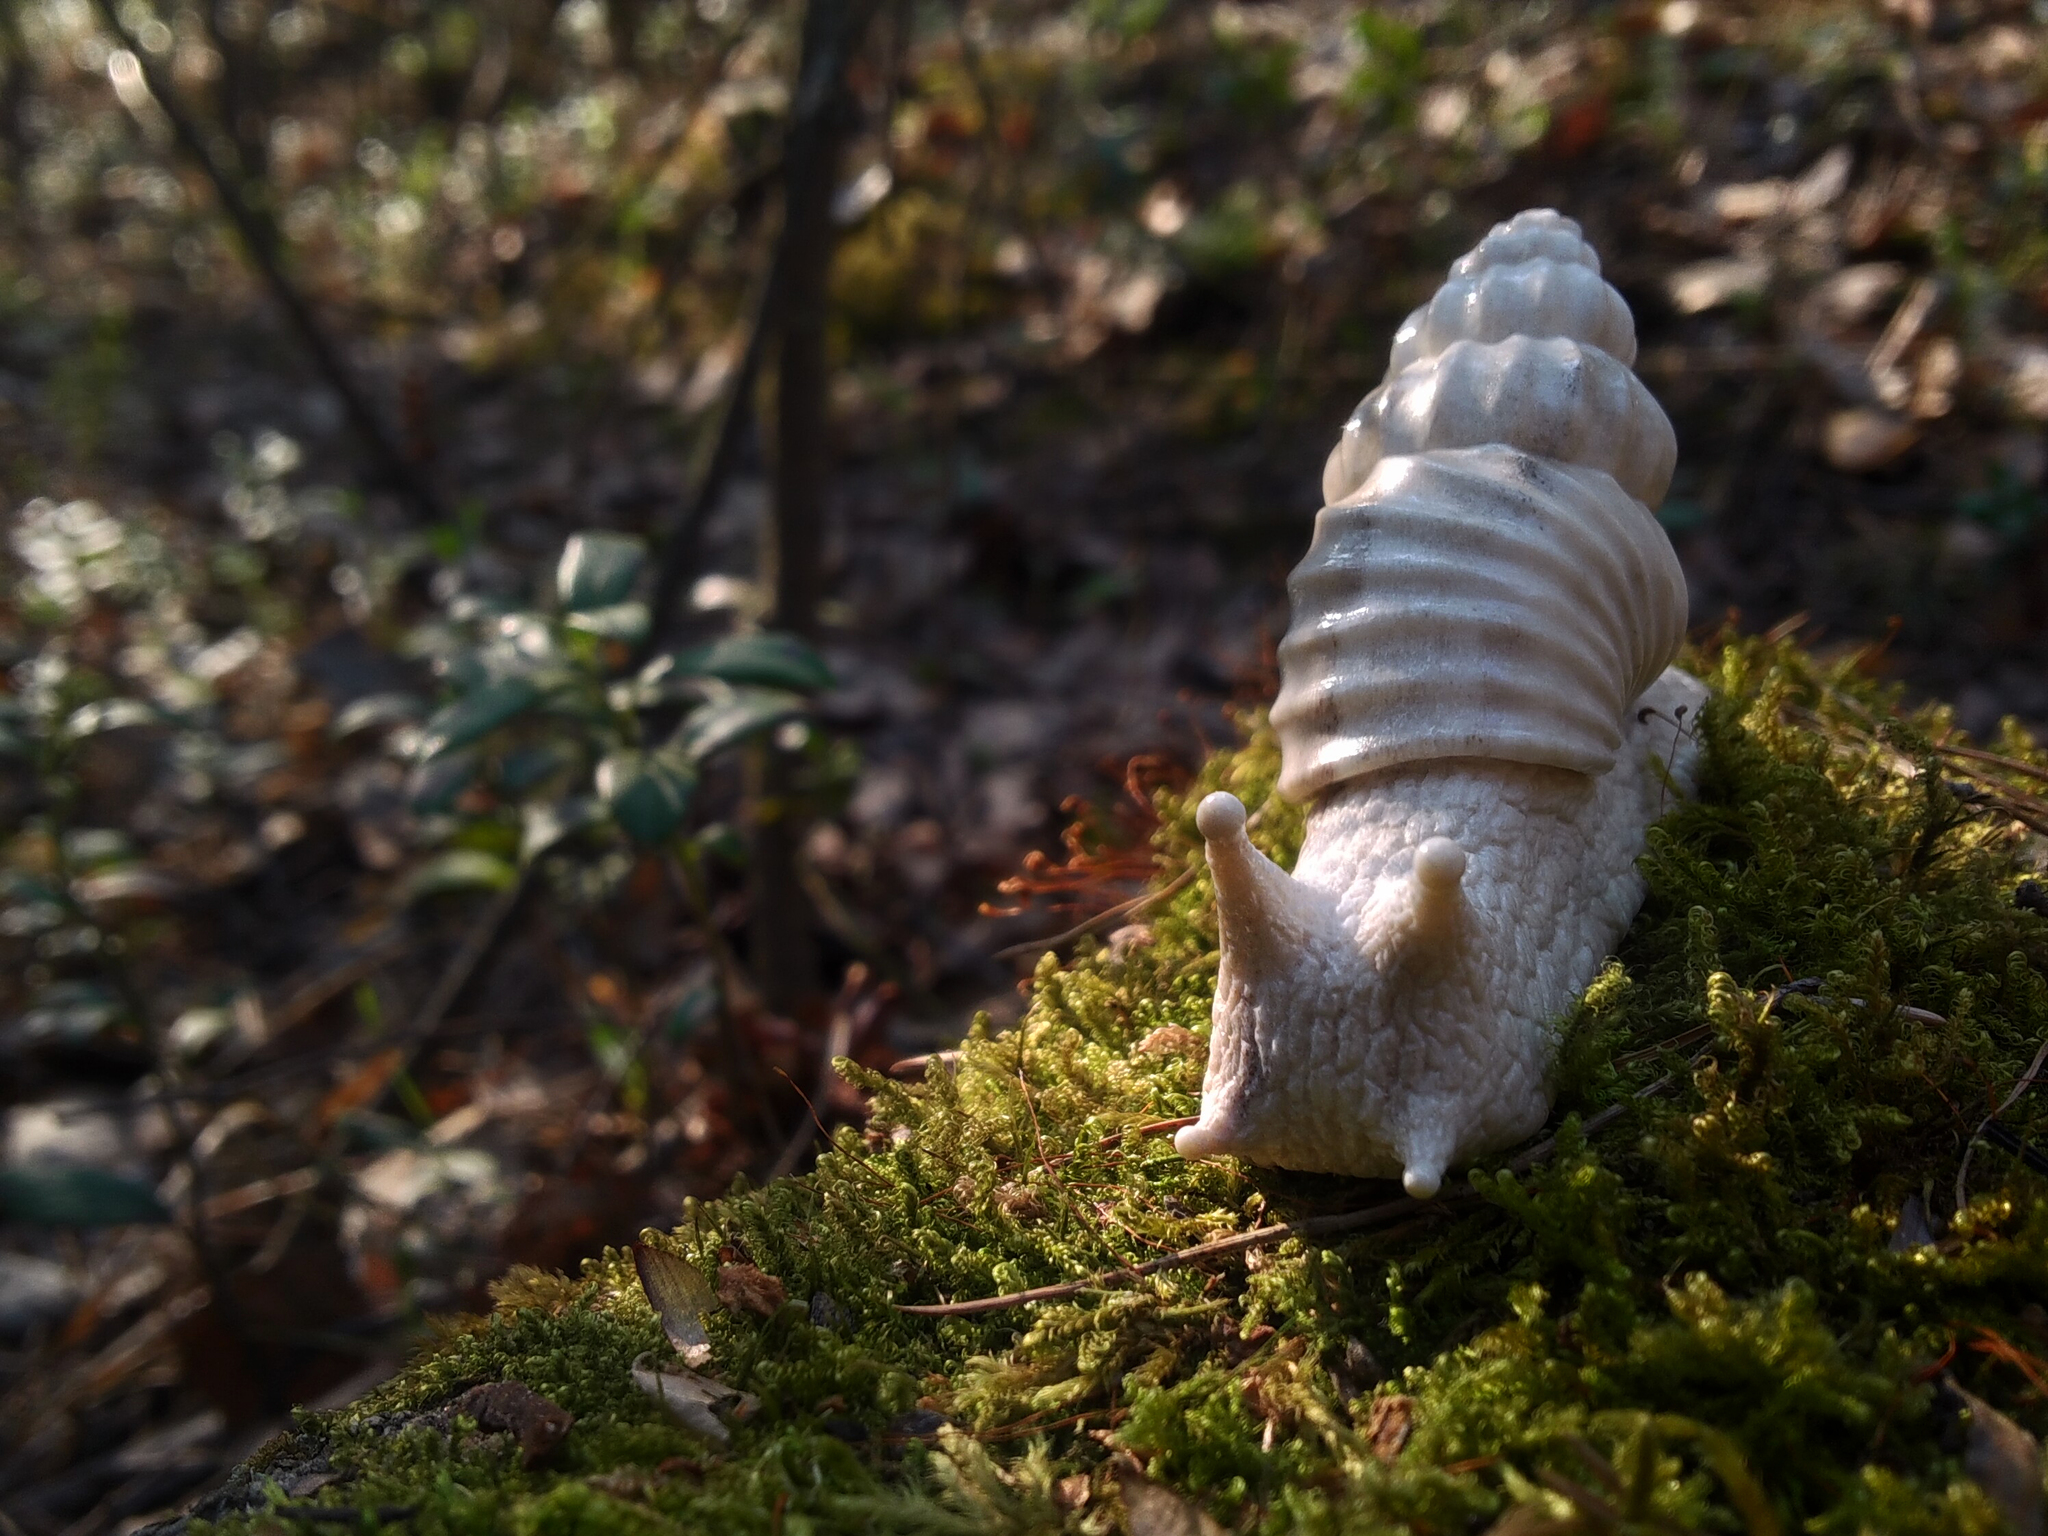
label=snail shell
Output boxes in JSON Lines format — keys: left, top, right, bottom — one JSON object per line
{"left": 1321, "top": 209, "right": 1675, "bottom": 510}
{"left": 1176, "top": 210, "right": 1705, "bottom": 1196}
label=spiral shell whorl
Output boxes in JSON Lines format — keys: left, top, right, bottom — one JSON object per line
{"left": 1387, "top": 256, "right": 1636, "bottom": 375}
{"left": 1321, "top": 210, "right": 1672, "bottom": 508}
{"left": 1448, "top": 206, "right": 1601, "bottom": 279}
{"left": 1273, "top": 447, "right": 1687, "bottom": 800}
{"left": 1280, "top": 209, "right": 1688, "bottom": 806}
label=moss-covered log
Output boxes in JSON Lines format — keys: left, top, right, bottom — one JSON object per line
{"left": 162, "top": 637, "right": 2048, "bottom": 1535}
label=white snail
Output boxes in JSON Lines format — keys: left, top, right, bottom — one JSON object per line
{"left": 1174, "top": 210, "right": 1707, "bottom": 1197}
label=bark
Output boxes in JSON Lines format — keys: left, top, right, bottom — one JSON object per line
{"left": 746, "top": 0, "right": 878, "bottom": 1011}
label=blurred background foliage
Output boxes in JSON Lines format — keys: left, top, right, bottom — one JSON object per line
{"left": 2, "top": 0, "right": 2048, "bottom": 1527}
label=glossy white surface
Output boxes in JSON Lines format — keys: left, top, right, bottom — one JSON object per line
{"left": 1322, "top": 210, "right": 1675, "bottom": 509}
{"left": 1179, "top": 669, "right": 1705, "bottom": 1195}
{"left": 1275, "top": 445, "right": 1688, "bottom": 799}
{"left": 1178, "top": 209, "right": 1702, "bottom": 1193}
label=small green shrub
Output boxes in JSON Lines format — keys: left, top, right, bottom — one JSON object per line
{"left": 386, "top": 530, "right": 844, "bottom": 901}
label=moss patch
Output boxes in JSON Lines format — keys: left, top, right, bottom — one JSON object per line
{"left": 202, "top": 637, "right": 2047, "bottom": 1534}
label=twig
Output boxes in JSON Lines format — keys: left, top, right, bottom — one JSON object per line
{"left": 764, "top": 975, "right": 860, "bottom": 1180}
{"left": 90, "top": 0, "right": 446, "bottom": 522}
{"left": 896, "top": 1081, "right": 1671, "bottom": 1316}
{"left": 640, "top": 253, "right": 780, "bottom": 653}
{"left": 749, "top": 0, "right": 884, "bottom": 1010}
{"left": 48, "top": 801, "right": 276, "bottom": 1408}
{"left": 664, "top": 848, "right": 785, "bottom": 1150}
{"left": 557, "top": 999, "right": 667, "bottom": 1174}
{"left": 1781, "top": 702, "right": 2048, "bottom": 835}
{"left": 1955, "top": 1034, "right": 2048, "bottom": 1212}
{"left": 201, "top": 1166, "right": 321, "bottom": 1221}
{"left": 1015, "top": 1065, "right": 1091, "bottom": 1237}
{"left": 265, "top": 936, "right": 410, "bottom": 1034}
{"left": 368, "top": 871, "right": 528, "bottom": 1115}
{"left": 209, "top": 933, "right": 410, "bottom": 1074}
{"left": 1040, "top": 1116, "right": 1198, "bottom": 1171}
{"left": 1932, "top": 757, "right": 2048, "bottom": 832}
{"left": 893, "top": 1203, "right": 1417, "bottom": 1317}
{"left": 992, "top": 868, "right": 1197, "bottom": 961}
{"left": 1935, "top": 742, "right": 2048, "bottom": 790}
{"left": 641, "top": 0, "right": 880, "bottom": 652}
{"left": 1866, "top": 273, "right": 1943, "bottom": 406}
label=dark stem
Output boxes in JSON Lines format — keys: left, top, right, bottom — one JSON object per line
{"left": 0, "top": 3, "right": 31, "bottom": 174}
{"left": 42, "top": 760, "right": 278, "bottom": 1407}
{"left": 365, "top": 872, "right": 529, "bottom": 1117}
{"left": 744, "top": 0, "right": 879, "bottom": 1009}
{"left": 640, "top": 254, "right": 780, "bottom": 655}
{"left": 91, "top": 0, "right": 448, "bottom": 522}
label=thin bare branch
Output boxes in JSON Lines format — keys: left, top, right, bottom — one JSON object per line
{"left": 992, "top": 868, "right": 1197, "bottom": 961}
{"left": 91, "top": 0, "right": 447, "bottom": 522}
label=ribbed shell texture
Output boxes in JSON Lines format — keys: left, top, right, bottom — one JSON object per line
{"left": 1279, "top": 210, "right": 1689, "bottom": 801}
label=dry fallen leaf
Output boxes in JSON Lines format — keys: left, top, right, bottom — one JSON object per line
{"left": 1114, "top": 1461, "right": 1226, "bottom": 1536}
{"left": 1483, "top": 1506, "right": 1570, "bottom": 1536}
{"left": 1804, "top": 263, "right": 1908, "bottom": 333}
{"left": 1910, "top": 336, "right": 1962, "bottom": 420}
{"left": 1135, "top": 1025, "right": 1204, "bottom": 1059}
{"left": 1887, "top": 1194, "right": 1937, "bottom": 1252}
{"left": 1364, "top": 1393, "right": 1416, "bottom": 1463}
{"left": 1946, "top": 1375, "right": 2044, "bottom": 1536}
{"left": 1823, "top": 407, "right": 1918, "bottom": 473}
{"left": 2006, "top": 343, "right": 2048, "bottom": 421}
{"left": 1666, "top": 256, "right": 1771, "bottom": 315}
{"left": 632, "top": 1242, "right": 715, "bottom": 1367}
{"left": 630, "top": 1351, "right": 760, "bottom": 1447}
{"left": 1053, "top": 1471, "right": 1092, "bottom": 1511}
{"left": 442, "top": 1381, "right": 574, "bottom": 1467}
{"left": 717, "top": 1262, "right": 787, "bottom": 1317}
{"left": 991, "top": 1182, "right": 1048, "bottom": 1219}
{"left": 585, "top": 1469, "right": 655, "bottom": 1501}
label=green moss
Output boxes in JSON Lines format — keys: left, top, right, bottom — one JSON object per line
{"left": 201, "top": 637, "right": 2048, "bottom": 1534}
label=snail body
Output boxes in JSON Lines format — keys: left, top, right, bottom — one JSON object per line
{"left": 1175, "top": 211, "right": 1705, "bottom": 1196}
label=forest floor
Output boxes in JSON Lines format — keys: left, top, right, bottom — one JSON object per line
{"left": 2, "top": 0, "right": 2048, "bottom": 1528}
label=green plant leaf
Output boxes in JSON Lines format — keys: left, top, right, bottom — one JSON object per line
{"left": 15, "top": 980, "right": 124, "bottom": 1045}
{"left": 563, "top": 601, "right": 650, "bottom": 643}
{"left": 499, "top": 740, "right": 580, "bottom": 794}
{"left": 407, "top": 749, "right": 478, "bottom": 813}
{"left": 0, "top": 1166, "right": 168, "bottom": 1227}
{"left": 673, "top": 687, "right": 806, "bottom": 763}
{"left": 691, "top": 820, "right": 747, "bottom": 867}
{"left": 662, "top": 974, "right": 719, "bottom": 1042}
{"left": 556, "top": 532, "right": 646, "bottom": 613}
{"left": 415, "top": 676, "right": 542, "bottom": 761}
{"left": 402, "top": 849, "right": 517, "bottom": 902}
{"left": 669, "top": 632, "right": 835, "bottom": 694}
{"left": 521, "top": 796, "right": 605, "bottom": 861}
{"left": 331, "top": 692, "right": 427, "bottom": 739}
{"left": 597, "top": 748, "right": 697, "bottom": 845}
{"left": 65, "top": 698, "right": 157, "bottom": 737}
{"left": 2, "top": 871, "right": 67, "bottom": 906}
{"left": 0, "top": 701, "right": 32, "bottom": 757}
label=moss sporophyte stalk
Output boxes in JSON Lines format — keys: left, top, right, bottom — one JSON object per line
{"left": 219, "top": 637, "right": 2046, "bottom": 1535}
